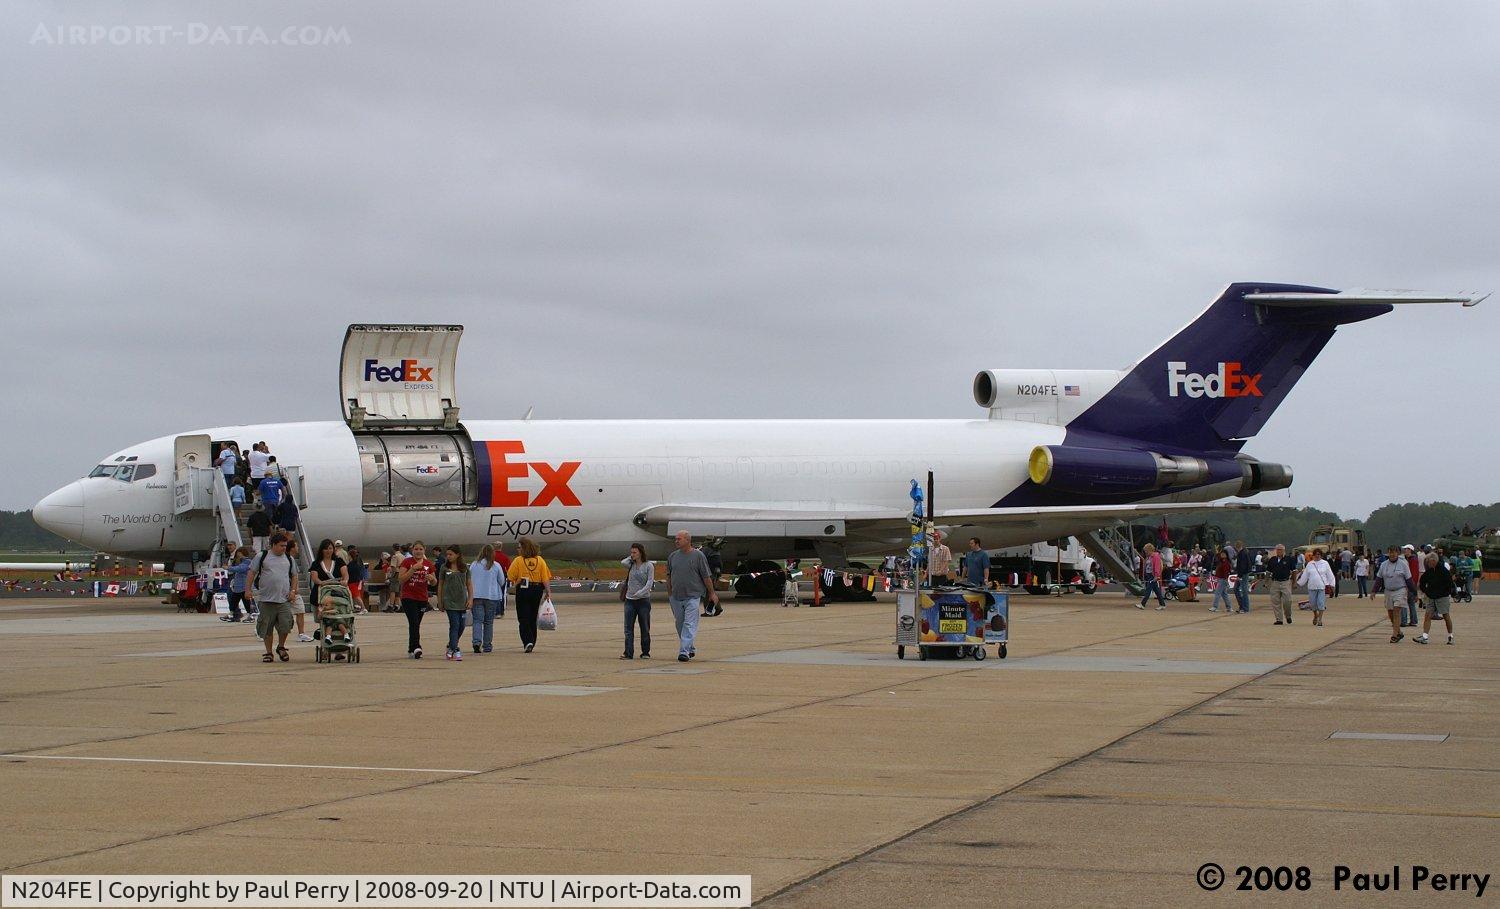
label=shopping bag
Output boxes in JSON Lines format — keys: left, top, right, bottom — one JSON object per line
{"left": 538, "top": 598, "right": 558, "bottom": 631}
{"left": 212, "top": 592, "right": 230, "bottom": 615}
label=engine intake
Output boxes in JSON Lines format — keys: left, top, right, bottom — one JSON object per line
{"left": 1028, "top": 445, "right": 1210, "bottom": 495}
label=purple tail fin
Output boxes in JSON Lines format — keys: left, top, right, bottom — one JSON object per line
{"left": 1066, "top": 283, "right": 1390, "bottom": 454}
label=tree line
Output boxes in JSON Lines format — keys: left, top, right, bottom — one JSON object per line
{"left": 1179, "top": 502, "right": 1500, "bottom": 551}
{"left": 3, "top": 502, "right": 1497, "bottom": 555}
{"left": 0, "top": 510, "right": 80, "bottom": 552}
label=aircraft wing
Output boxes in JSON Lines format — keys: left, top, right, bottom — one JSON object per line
{"left": 635, "top": 501, "right": 1261, "bottom": 540}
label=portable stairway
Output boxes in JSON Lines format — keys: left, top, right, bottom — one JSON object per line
{"left": 239, "top": 474, "right": 317, "bottom": 604}
{"left": 1080, "top": 526, "right": 1144, "bottom": 596}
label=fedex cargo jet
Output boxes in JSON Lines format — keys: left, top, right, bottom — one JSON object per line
{"left": 31, "top": 283, "right": 1484, "bottom": 571}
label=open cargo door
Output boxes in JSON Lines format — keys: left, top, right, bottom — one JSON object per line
{"left": 340, "top": 324, "right": 464, "bottom": 428}
{"left": 340, "top": 324, "right": 477, "bottom": 510}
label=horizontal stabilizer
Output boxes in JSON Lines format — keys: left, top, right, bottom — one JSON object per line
{"left": 1247, "top": 288, "right": 1488, "bottom": 308}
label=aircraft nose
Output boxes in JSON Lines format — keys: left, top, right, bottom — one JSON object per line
{"left": 34, "top": 481, "right": 86, "bottom": 543}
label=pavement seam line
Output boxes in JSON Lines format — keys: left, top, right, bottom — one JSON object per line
{"left": 754, "top": 615, "right": 1385, "bottom": 906}
{"left": 0, "top": 604, "right": 1277, "bottom": 874}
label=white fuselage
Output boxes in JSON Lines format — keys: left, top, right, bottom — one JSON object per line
{"left": 42, "top": 418, "right": 1236, "bottom": 564}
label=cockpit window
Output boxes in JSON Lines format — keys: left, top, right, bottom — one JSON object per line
{"left": 86, "top": 461, "right": 158, "bottom": 482}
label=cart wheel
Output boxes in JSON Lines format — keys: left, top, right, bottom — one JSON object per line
{"left": 974, "top": 645, "right": 986, "bottom": 661}
{"left": 998, "top": 643, "right": 1008, "bottom": 659}
{"left": 918, "top": 645, "right": 928, "bottom": 661}
{"left": 897, "top": 645, "right": 905, "bottom": 660}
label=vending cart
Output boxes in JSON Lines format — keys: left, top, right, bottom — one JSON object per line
{"left": 896, "top": 587, "right": 1008, "bottom": 660}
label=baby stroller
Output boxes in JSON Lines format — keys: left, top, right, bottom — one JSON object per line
{"left": 1452, "top": 569, "right": 1474, "bottom": 603}
{"left": 313, "top": 583, "right": 361, "bottom": 664}
{"left": 1165, "top": 569, "right": 1195, "bottom": 601}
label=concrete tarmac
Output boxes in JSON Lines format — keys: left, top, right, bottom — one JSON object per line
{"left": 0, "top": 588, "right": 1493, "bottom": 905}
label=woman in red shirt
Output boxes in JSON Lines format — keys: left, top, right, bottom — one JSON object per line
{"left": 1210, "top": 548, "right": 1234, "bottom": 613}
{"left": 398, "top": 541, "right": 437, "bottom": 659}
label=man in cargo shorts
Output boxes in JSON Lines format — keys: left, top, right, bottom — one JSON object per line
{"left": 1415, "top": 552, "right": 1455, "bottom": 645}
{"left": 1375, "top": 545, "right": 1411, "bottom": 643}
{"left": 246, "top": 533, "right": 300, "bottom": 662}
{"left": 1263, "top": 543, "right": 1297, "bottom": 625}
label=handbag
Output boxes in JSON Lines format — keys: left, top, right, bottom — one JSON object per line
{"left": 538, "top": 598, "right": 558, "bottom": 631}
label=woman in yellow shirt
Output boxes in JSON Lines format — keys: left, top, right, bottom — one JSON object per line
{"left": 506, "top": 536, "right": 552, "bottom": 652}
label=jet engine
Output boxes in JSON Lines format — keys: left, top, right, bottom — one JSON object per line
{"left": 1027, "top": 446, "right": 1209, "bottom": 494}
{"left": 1027, "top": 445, "right": 1293, "bottom": 497}
{"left": 1235, "top": 457, "right": 1293, "bottom": 496}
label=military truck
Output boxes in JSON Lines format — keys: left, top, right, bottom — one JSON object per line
{"left": 1303, "top": 524, "right": 1365, "bottom": 558}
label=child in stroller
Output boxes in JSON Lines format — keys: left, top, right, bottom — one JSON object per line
{"left": 1165, "top": 568, "right": 1194, "bottom": 601}
{"left": 314, "top": 582, "right": 360, "bottom": 663}
{"left": 1452, "top": 564, "right": 1474, "bottom": 603}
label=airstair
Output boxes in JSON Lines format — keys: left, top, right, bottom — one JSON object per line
{"left": 1080, "top": 526, "right": 1144, "bottom": 596}
{"left": 171, "top": 433, "right": 316, "bottom": 598}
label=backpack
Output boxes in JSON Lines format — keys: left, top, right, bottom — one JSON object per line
{"left": 252, "top": 549, "right": 295, "bottom": 593}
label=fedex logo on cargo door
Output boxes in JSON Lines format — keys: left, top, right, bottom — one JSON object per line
{"left": 474, "top": 440, "right": 582, "bottom": 507}
{"left": 362, "top": 358, "right": 436, "bottom": 388}
{"left": 1166, "top": 361, "right": 1263, "bottom": 399}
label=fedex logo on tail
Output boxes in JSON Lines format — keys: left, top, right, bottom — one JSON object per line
{"left": 362, "top": 358, "right": 436, "bottom": 386}
{"left": 1166, "top": 361, "right": 1263, "bottom": 399}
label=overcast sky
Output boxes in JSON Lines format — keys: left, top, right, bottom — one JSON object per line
{"left": 2, "top": 1, "right": 1496, "bottom": 517}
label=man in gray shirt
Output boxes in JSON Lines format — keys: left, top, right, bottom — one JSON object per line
{"left": 246, "top": 533, "right": 300, "bottom": 662}
{"left": 1376, "top": 545, "right": 1412, "bottom": 643}
{"left": 666, "top": 531, "right": 718, "bottom": 662}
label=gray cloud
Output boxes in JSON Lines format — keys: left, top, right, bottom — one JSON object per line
{"left": 2, "top": 0, "right": 1496, "bottom": 517}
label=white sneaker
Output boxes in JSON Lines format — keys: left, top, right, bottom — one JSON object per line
{"left": 297, "top": 633, "right": 313, "bottom": 643}
{"left": 1155, "top": 605, "right": 1166, "bottom": 611}
{"left": 1134, "top": 603, "right": 1145, "bottom": 610}
{"left": 1208, "top": 606, "right": 1218, "bottom": 612}
{"left": 1414, "top": 633, "right": 1429, "bottom": 644}
{"left": 1447, "top": 635, "right": 1454, "bottom": 645}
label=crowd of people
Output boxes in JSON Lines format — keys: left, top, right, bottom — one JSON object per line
{"left": 216, "top": 528, "right": 724, "bottom": 665}
{"left": 1127, "top": 537, "right": 1482, "bottom": 644}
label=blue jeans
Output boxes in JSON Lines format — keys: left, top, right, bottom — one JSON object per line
{"left": 1139, "top": 578, "right": 1165, "bottom": 606}
{"left": 624, "top": 598, "right": 651, "bottom": 657}
{"left": 669, "top": 596, "right": 701, "bottom": 655}
{"left": 1402, "top": 588, "right": 1418, "bottom": 625}
{"left": 445, "top": 609, "right": 466, "bottom": 653}
{"left": 1357, "top": 576, "right": 1368, "bottom": 597}
{"left": 1212, "top": 580, "right": 1233, "bottom": 611}
{"left": 1234, "top": 576, "right": 1250, "bottom": 612}
{"left": 471, "top": 598, "right": 499, "bottom": 651}
{"left": 1307, "top": 588, "right": 1327, "bottom": 612}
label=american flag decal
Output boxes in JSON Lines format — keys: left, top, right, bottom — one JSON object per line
{"left": 1063, "top": 385, "right": 1080, "bottom": 396}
